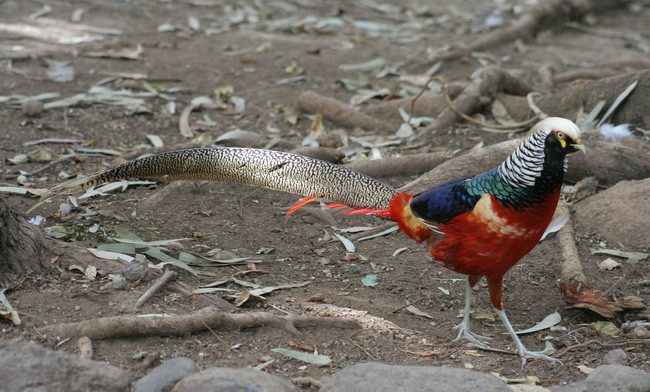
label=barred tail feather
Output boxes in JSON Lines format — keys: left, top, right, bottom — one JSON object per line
{"left": 54, "top": 147, "right": 397, "bottom": 211}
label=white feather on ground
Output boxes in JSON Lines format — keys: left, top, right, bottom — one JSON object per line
{"left": 600, "top": 123, "right": 633, "bottom": 141}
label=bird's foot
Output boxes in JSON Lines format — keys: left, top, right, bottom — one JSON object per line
{"left": 518, "top": 348, "right": 562, "bottom": 367}
{"left": 453, "top": 324, "right": 492, "bottom": 345}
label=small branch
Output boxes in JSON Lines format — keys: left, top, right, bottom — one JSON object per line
{"left": 38, "top": 307, "right": 360, "bottom": 340}
{"left": 296, "top": 91, "right": 390, "bottom": 131}
{"left": 135, "top": 270, "right": 177, "bottom": 309}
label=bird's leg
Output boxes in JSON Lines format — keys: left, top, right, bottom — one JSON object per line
{"left": 453, "top": 277, "right": 492, "bottom": 345}
{"left": 495, "top": 308, "right": 561, "bottom": 366}
{"left": 486, "top": 274, "right": 560, "bottom": 366}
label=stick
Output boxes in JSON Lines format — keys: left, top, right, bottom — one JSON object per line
{"left": 37, "top": 307, "right": 360, "bottom": 339}
{"left": 135, "top": 270, "right": 177, "bottom": 309}
{"left": 296, "top": 91, "right": 390, "bottom": 131}
{"left": 427, "top": 0, "right": 632, "bottom": 65}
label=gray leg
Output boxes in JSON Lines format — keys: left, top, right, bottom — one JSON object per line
{"left": 495, "top": 309, "right": 561, "bottom": 366}
{"left": 453, "top": 280, "right": 492, "bottom": 344}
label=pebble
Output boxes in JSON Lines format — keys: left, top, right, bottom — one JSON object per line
{"left": 549, "top": 364, "right": 650, "bottom": 392}
{"left": 320, "top": 362, "right": 511, "bottom": 392}
{"left": 170, "top": 367, "right": 299, "bottom": 392}
{"left": 132, "top": 357, "right": 198, "bottom": 392}
{"left": 0, "top": 340, "right": 129, "bottom": 392}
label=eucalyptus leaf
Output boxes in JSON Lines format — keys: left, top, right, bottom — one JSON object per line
{"left": 515, "top": 311, "right": 561, "bottom": 335}
{"left": 361, "top": 274, "right": 379, "bottom": 287}
{"left": 271, "top": 348, "right": 331, "bottom": 366}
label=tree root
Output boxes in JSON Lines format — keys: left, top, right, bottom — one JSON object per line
{"left": 422, "top": 66, "right": 533, "bottom": 136}
{"left": 37, "top": 307, "right": 360, "bottom": 340}
{"left": 296, "top": 91, "right": 391, "bottom": 132}
{"left": 500, "top": 70, "right": 650, "bottom": 127}
{"left": 557, "top": 202, "right": 645, "bottom": 318}
{"left": 363, "top": 84, "right": 464, "bottom": 120}
{"left": 399, "top": 139, "right": 650, "bottom": 195}
{"left": 344, "top": 151, "right": 455, "bottom": 178}
{"left": 427, "top": 0, "right": 632, "bottom": 66}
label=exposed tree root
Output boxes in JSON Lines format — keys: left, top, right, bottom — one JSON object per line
{"left": 400, "top": 139, "right": 650, "bottom": 195}
{"left": 557, "top": 202, "right": 645, "bottom": 318}
{"left": 38, "top": 307, "right": 360, "bottom": 340}
{"left": 422, "top": 66, "right": 533, "bottom": 136}
{"left": 363, "top": 84, "right": 464, "bottom": 120}
{"left": 296, "top": 91, "right": 391, "bottom": 131}
{"left": 500, "top": 70, "right": 650, "bottom": 127}
{"left": 427, "top": 0, "right": 632, "bottom": 66}
{"left": 344, "top": 151, "right": 455, "bottom": 178}
{"left": 0, "top": 197, "right": 50, "bottom": 285}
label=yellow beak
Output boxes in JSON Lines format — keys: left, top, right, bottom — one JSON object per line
{"left": 571, "top": 143, "right": 586, "bottom": 154}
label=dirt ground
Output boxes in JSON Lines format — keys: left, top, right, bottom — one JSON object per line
{"left": 1, "top": 0, "right": 648, "bottom": 388}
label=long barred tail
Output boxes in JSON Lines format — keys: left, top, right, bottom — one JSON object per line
{"left": 55, "top": 147, "right": 398, "bottom": 211}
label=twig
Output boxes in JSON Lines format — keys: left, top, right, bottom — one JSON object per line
{"left": 5, "top": 153, "right": 78, "bottom": 179}
{"left": 135, "top": 270, "right": 178, "bottom": 309}
{"left": 291, "top": 377, "right": 322, "bottom": 390}
{"left": 526, "top": 92, "right": 548, "bottom": 119}
{"left": 349, "top": 329, "right": 375, "bottom": 359}
{"left": 348, "top": 223, "right": 396, "bottom": 242}
{"left": 37, "top": 307, "right": 360, "bottom": 339}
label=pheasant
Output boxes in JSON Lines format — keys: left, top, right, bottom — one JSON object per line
{"left": 57, "top": 117, "right": 584, "bottom": 364}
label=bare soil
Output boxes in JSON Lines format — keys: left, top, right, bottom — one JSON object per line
{"left": 1, "top": 0, "right": 648, "bottom": 387}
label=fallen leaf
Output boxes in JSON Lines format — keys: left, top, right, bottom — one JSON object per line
{"left": 0, "top": 289, "right": 20, "bottom": 326}
{"left": 588, "top": 321, "right": 620, "bottom": 337}
{"left": 472, "top": 308, "right": 496, "bottom": 322}
{"left": 271, "top": 348, "right": 331, "bottom": 366}
{"left": 577, "top": 364, "right": 594, "bottom": 374}
{"left": 405, "top": 305, "right": 434, "bottom": 319}
{"left": 339, "top": 57, "right": 385, "bottom": 72}
{"left": 592, "top": 249, "right": 648, "bottom": 264}
{"left": 87, "top": 248, "right": 134, "bottom": 262}
{"left": 598, "top": 258, "right": 622, "bottom": 271}
{"left": 146, "top": 134, "right": 164, "bottom": 148}
{"left": 515, "top": 311, "right": 561, "bottom": 335}
{"left": 361, "top": 274, "right": 379, "bottom": 287}
{"left": 333, "top": 233, "right": 355, "bottom": 253}
{"left": 28, "top": 148, "right": 52, "bottom": 162}
{"left": 84, "top": 265, "right": 97, "bottom": 280}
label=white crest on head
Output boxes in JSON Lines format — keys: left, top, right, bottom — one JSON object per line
{"left": 497, "top": 117, "right": 578, "bottom": 188}
{"left": 529, "top": 117, "right": 580, "bottom": 141}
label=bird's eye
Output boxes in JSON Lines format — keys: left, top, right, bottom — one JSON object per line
{"left": 556, "top": 132, "right": 565, "bottom": 139}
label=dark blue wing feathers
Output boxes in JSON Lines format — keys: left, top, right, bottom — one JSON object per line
{"left": 409, "top": 176, "right": 480, "bottom": 225}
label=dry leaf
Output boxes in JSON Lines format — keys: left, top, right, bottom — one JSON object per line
{"left": 400, "top": 348, "right": 441, "bottom": 357}
{"left": 598, "top": 258, "right": 622, "bottom": 271}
